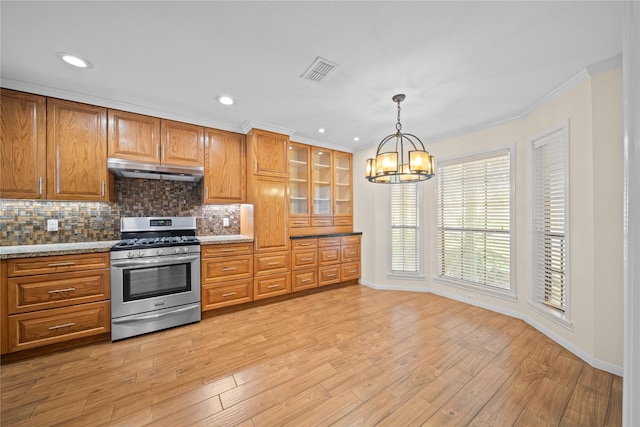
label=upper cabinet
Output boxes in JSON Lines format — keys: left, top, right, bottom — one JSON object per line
{"left": 107, "top": 109, "right": 160, "bottom": 163}
{"left": 46, "top": 99, "right": 111, "bottom": 201}
{"left": 108, "top": 112, "right": 203, "bottom": 168}
{"left": 203, "top": 128, "right": 246, "bottom": 204}
{"left": 246, "top": 129, "right": 289, "bottom": 177}
{"left": 161, "top": 120, "right": 204, "bottom": 167}
{"left": 333, "top": 151, "right": 353, "bottom": 226}
{"left": 311, "top": 148, "right": 333, "bottom": 226}
{"left": 289, "top": 142, "right": 311, "bottom": 227}
{"left": 0, "top": 89, "right": 47, "bottom": 199}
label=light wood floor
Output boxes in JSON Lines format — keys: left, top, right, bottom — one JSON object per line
{"left": 1, "top": 285, "right": 622, "bottom": 426}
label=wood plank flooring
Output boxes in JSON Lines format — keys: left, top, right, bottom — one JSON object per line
{"left": 1, "top": 285, "right": 622, "bottom": 426}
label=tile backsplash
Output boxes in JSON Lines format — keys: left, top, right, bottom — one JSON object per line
{"left": 0, "top": 177, "right": 243, "bottom": 246}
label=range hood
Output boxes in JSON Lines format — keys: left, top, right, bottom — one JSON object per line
{"left": 107, "top": 158, "right": 204, "bottom": 182}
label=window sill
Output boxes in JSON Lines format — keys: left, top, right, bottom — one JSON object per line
{"left": 387, "top": 273, "right": 425, "bottom": 281}
{"left": 527, "top": 301, "right": 574, "bottom": 331}
{"left": 433, "top": 276, "right": 517, "bottom": 302}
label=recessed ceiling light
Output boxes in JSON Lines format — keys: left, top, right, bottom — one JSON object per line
{"left": 57, "top": 52, "right": 92, "bottom": 69}
{"left": 318, "top": 128, "right": 325, "bottom": 133}
{"left": 354, "top": 137, "right": 360, "bottom": 142}
{"left": 217, "top": 95, "right": 235, "bottom": 106}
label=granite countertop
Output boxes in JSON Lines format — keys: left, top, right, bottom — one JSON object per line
{"left": 0, "top": 235, "right": 255, "bottom": 259}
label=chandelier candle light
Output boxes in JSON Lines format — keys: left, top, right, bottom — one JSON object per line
{"left": 365, "top": 94, "right": 435, "bottom": 183}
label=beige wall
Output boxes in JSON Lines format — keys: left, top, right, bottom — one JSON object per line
{"left": 353, "top": 67, "right": 624, "bottom": 372}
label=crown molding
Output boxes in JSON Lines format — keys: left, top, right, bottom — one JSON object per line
{"left": 586, "top": 53, "right": 622, "bottom": 76}
{"left": 0, "top": 77, "right": 245, "bottom": 134}
{"left": 241, "top": 120, "right": 296, "bottom": 136}
{"left": 289, "top": 135, "right": 353, "bottom": 153}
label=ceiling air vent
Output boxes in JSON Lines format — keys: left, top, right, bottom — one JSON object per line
{"left": 301, "top": 56, "right": 339, "bottom": 82}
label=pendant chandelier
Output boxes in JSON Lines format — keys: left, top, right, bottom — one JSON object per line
{"left": 365, "top": 94, "right": 435, "bottom": 183}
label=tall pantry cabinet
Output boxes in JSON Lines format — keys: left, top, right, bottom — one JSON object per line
{"left": 246, "top": 128, "right": 291, "bottom": 299}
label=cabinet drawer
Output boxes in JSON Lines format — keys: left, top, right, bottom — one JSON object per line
{"left": 340, "top": 235, "right": 361, "bottom": 246}
{"left": 289, "top": 217, "right": 311, "bottom": 228}
{"left": 254, "top": 273, "right": 291, "bottom": 300}
{"left": 7, "top": 301, "right": 110, "bottom": 353}
{"left": 291, "top": 238, "right": 318, "bottom": 250}
{"left": 318, "top": 237, "right": 341, "bottom": 247}
{"left": 291, "top": 248, "right": 317, "bottom": 270}
{"left": 312, "top": 217, "right": 333, "bottom": 227}
{"left": 7, "top": 253, "right": 110, "bottom": 277}
{"left": 201, "top": 243, "right": 253, "bottom": 258}
{"left": 201, "top": 255, "right": 253, "bottom": 284}
{"left": 318, "top": 247, "right": 340, "bottom": 266}
{"left": 292, "top": 269, "right": 317, "bottom": 291}
{"left": 341, "top": 262, "right": 361, "bottom": 281}
{"left": 334, "top": 216, "right": 353, "bottom": 226}
{"left": 318, "top": 265, "right": 340, "bottom": 286}
{"left": 341, "top": 244, "right": 361, "bottom": 263}
{"left": 202, "top": 279, "right": 253, "bottom": 311}
{"left": 8, "top": 269, "right": 110, "bottom": 314}
{"left": 254, "top": 252, "right": 290, "bottom": 276}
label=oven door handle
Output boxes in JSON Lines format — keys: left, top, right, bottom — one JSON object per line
{"left": 111, "top": 254, "right": 200, "bottom": 268}
{"left": 112, "top": 304, "right": 200, "bottom": 323}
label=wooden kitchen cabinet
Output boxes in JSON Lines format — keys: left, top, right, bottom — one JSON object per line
{"left": 333, "top": 151, "right": 353, "bottom": 226}
{"left": 291, "top": 238, "right": 318, "bottom": 291}
{"left": 200, "top": 242, "right": 254, "bottom": 311}
{"left": 246, "top": 128, "right": 289, "bottom": 177}
{"left": 107, "top": 109, "right": 161, "bottom": 162}
{"left": 289, "top": 142, "right": 311, "bottom": 227}
{"left": 47, "top": 98, "right": 111, "bottom": 201}
{"left": 161, "top": 120, "right": 204, "bottom": 167}
{"left": 254, "top": 273, "right": 291, "bottom": 300}
{"left": 249, "top": 176, "right": 289, "bottom": 253}
{"left": 0, "top": 89, "right": 47, "bottom": 199}
{"left": 203, "top": 128, "right": 246, "bottom": 204}
{"left": 254, "top": 251, "right": 291, "bottom": 276}
{"left": 3, "top": 252, "right": 111, "bottom": 354}
{"left": 311, "top": 148, "right": 333, "bottom": 226}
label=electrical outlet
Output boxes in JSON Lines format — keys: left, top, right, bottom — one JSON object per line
{"left": 223, "top": 218, "right": 230, "bottom": 227}
{"left": 47, "top": 219, "right": 59, "bottom": 232}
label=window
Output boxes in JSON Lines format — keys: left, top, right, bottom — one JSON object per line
{"left": 437, "top": 148, "right": 514, "bottom": 297}
{"left": 390, "top": 182, "right": 421, "bottom": 276}
{"left": 530, "top": 122, "right": 571, "bottom": 326}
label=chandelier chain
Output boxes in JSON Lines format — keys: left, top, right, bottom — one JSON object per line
{"left": 396, "top": 100, "right": 402, "bottom": 132}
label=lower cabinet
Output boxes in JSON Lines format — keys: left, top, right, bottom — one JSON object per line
{"left": 2, "top": 252, "right": 111, "bottom": 354}
{"left": 202, "top": 278, "right": 253, "bottom": 311}
{"left": 254, "top": 273, "right": 291, "bottom": 299}
{"left": 201, "top": 243, "right": 254, "bottom": 312}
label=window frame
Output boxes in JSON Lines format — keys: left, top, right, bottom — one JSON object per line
{"left": 388, "top": 181, "right": 424, "bottom": 279}
{"left": 528, "top": 121, "right": 572, "bottom": 329}
{"left": 434, "top": 145, "right": 516, "bottom": 300}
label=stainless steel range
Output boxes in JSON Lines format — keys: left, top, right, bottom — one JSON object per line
{"left": 110, "top": 216, "right": 201, "bottom": 341}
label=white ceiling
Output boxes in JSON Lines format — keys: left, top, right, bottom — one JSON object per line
{"left": 0, "top": 1, "right": 623, "bottom": 153}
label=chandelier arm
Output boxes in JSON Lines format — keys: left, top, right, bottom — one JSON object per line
{"left": 375, "top": 134, "right": 397, "bottom": 155}
{"left": 402, "top": 134, "right": 427, "bottom": 151}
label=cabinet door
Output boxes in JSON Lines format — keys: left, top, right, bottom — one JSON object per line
{"left": 160, "top": 119, "right": 204, "bottom": 167}
{"left": 47, "top": 99, "right": 109, "bottom": 201}
{"left": 0, "top": 89, "right": 46, "bottom": 199}
{"left": 252, "top": 177, "right": 289, "bottom": 253}
{"left": 107, "top": 109, "right": 160, "bottom": 163}
{"left": 248, "top": 129, "right": 289, "bottom": 177}
{"left": 203, "top": 129, "right": 246, "bottom": 203}
{"left": 312, "top": 148, "right": 333, "bottom": 223}
{"left": 333, "top": 151, "right": 353, "bottom": 224}
{"left": 289, "top": 142, "right": 310, "bottom": 226}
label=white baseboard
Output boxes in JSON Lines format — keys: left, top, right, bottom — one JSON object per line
{"left": 358, "top": 281, "right": 624, "bottom": 377}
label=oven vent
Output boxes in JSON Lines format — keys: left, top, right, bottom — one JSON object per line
{"left": 300, "top": 56, "right": 339, "bottom": 82}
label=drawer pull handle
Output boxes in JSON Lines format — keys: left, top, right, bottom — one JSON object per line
{"left": 326, "top": 256, "right": 336, "bottom": 259}
{"left": 222, "top": 267, "right": 237, "bottom": 271}
{"left": 267, "top": 284, "right": 280, "bottom": 288}
{"left": 222, "top": 292, "right": 237, "bottom": 297}
{"left": 349, "top": 270, "right": 357, "bottom": 274}
{"left": 221, "top": 248, "right": 237, "bottom": 252}
{"left": 48, "top": 262, "right": 75, "bottom": 267}
{"left": 301, "top": 258, "right": 312, "bottom": 261}
{"left": 48, "top": 322, "right": 75, "bottom": 330}
{"left": 300, "top": 243, "right": 312, "bottom": 246}
{"left": 267, "top": 262, "right": 280, "bottom": 266}
{"left": 301, "top": 279, "right": 312, "bottom": 283}
{"left": 48, "top": 287, "right": 76, "bottom": 294}
{"left": 348, "top": 252, "right": 357, "bottom": 255}
{"left": 327, "top": 274, "right": 336, "bottom": 277}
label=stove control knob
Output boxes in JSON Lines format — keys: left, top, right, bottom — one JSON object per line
{"left": 182, "top": 247, "right": 189, "bottom": 253}
{"left": 137, "top": 251, "right": 144, "bottom": 257}
{"left": 127, "top": 252, "right": 135, "bottom": 258}
{"left": 157, "top": 249, "right": 164, "bottom": 256}
{"left": 174, "top": 247, "right": 181, "bottom": 254}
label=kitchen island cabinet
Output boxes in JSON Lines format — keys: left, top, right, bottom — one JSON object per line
{"left": 0, "top": 89, "right": 47, "bottom": 199}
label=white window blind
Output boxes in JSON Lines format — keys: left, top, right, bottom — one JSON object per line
{"left": 531, "top": 125, "right": 568, "bottom": 315}
{"left": 437, "top": 149, "right": 512, "bottom": 291}
{"left": 390, "top": 183, "right": 420, "bottom": 274}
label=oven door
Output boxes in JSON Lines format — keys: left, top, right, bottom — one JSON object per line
{"left": 111, "top": 253, "right": 201, "bottom": 319}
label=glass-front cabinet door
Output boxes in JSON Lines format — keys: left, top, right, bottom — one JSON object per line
{"left": 289, "top": 142, "right": 310, "bottom": 227}
{"left": 312, "top": 148, "right": 333, "bottom": 226}
{"left": 334, "top": 151, "right": 353, "bottom": 226}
